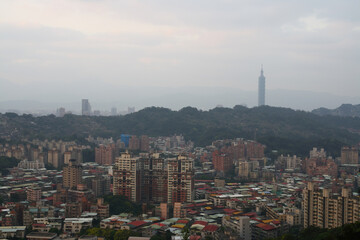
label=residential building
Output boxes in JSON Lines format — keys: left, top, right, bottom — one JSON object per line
{"left": 302, "top": 182, "right": 360, "bottom": 229}
{"left": 113, "top": 152, "right": 141, "bottom": 202}
{"left": 222, "top": 215, "right": 251, "bottom": 240}
{"left": 0, "top": 226, "right": 26, "bottom": 239}
{"left": 91, "top": 176, "right": 111, "bottom": 197}
{"left": 167, "top": 156, "right": 194, "bottom": 204}
{"left": 341, "top": 146, "right": 359, "bottom": 165}
{"left": 129, "top": 136, "right": 140, "bottom": 150}
{"left": 140, "top": 153, "right": 168, "bottom": 203}
{"left": 212, "top": 151, "right": 232, "bottom": 174}
{"left": 63, "top": 159, "right": 82, "bottom": 189}
{"left": 27, "top": 188, "right": 42, "bottom": 202}
{"left": 140, "top": 135, "right": 150, "bottom": 152}
{"left": 95, "top": 144, "right": 115, "bottom": 165}
{"left": 64, "top": 218, "right": 93, "bottom": 233}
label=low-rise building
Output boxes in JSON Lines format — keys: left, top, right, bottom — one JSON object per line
{"left": 64, "top": 218, "right": 93, "bottom": 234}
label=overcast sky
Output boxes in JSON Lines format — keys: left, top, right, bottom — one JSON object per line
{"left": 1, "top": 0, "right": 359, "bottom": 110}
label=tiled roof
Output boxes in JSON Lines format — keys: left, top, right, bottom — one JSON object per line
{"left": 256, "top": 223, "right": 276, "bottom": 231}
{"left": 202, "top": 225, "right": 218, "bottom": 232}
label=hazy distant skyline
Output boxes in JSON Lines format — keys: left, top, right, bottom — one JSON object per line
{"left": 1, "top": 0, "right": 360, "bottom": 108}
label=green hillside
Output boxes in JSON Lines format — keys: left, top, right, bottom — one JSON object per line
{"left": 1, "top": 105, "right": 360, "bottom": 157}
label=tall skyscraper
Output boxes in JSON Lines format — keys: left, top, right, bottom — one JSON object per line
{"left": 82, "top": 99, "right": 92, "bottom": 116}
{"left": 258, "top": 66, "right": 265, "bottom": 106}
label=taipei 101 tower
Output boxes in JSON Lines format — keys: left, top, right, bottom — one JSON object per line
{"left": 258, "top": 65, "right": 265, "bottom": 106}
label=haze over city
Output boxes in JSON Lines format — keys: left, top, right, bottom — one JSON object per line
{"left": 3, "top": 1, "right": 360, "bottom": 240}
{"left": 1, "top": 0, "right": 360, "bottom": 113}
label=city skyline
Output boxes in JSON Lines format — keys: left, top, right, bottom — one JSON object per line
{"left": 0, "top": 0, "right": 360, "bottom": 110}
{"left": 1, "top": 1, "right": 360, "bottom": 237}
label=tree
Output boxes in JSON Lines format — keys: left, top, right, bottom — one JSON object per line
{"left": 103, "top": 194, "right": 142, "bottom": 216}
{"left": 182, "top": 227, "right": 190, "bottom": 240}
{"left": 49, "top": 228, "right": 61, "bottom": 235}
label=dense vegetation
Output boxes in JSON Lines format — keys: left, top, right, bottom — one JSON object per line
{"left": 1, "top": 105, "right": 360, "bottom": 157}
{"left": 0, "top": 156, "right": 20, "bottom": 175}
{"left": 103, "top": 195, "right": 142, "bottom": 216}
{"left": 313, "top": 104, "right": 360, "bottom": 118}
{"left": 273, "top": 223, "right": 360, "bottom": 240}
{"left": 84, "top": 228, "right": 140, "bottom": 240}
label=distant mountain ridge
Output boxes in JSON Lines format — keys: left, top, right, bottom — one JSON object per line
{"left": 312, "top": 104, "right": 360, "bottom": 117}
{"left": 1, "top": 105, "right": 360, "bottom": 157}
{"left": 1, "top": 88, "right": 360, "bottom": 113}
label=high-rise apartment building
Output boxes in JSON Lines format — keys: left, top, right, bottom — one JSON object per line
{"left": 305, "top": 157, "right": 338, "bottom": 177}
{"left": 64, "top": 151, "right": 72, "bottom": 165}
{"left": 303, "top": 182, "right": 360, "bottom": 229}
{"left": 129, "top": 136, "right": 140, "bottom": 150}
{"left": 309, "top": 147, "right": 326, "bottom": 158}
{"left": 167, "top": 156, "right": 194, "bottom": 204}
{"left": 212, "top": 151, "right": 233, "bottom": 173}
{"left": 95, "top": 144, "right": 115, "bottom": 165}
{"left": 27, "top": 188, "right": 41, "bottom": 202}
{"left": 238, "top": 160, "right": 250, "bottom": 178}
{"left": 81, "top": 99, "right": 92, "bottom": 116}
{"left": 113, "top": 152, "right": 141, "bottom": 202}
{"left": 31, "top": 148, "right": 40, "bottom": 161}
{"left": 160, "top": 203, "right": 168, "bottom": 220}
{"left": 341, "top": 146, "right": 359, "bottom": 165}
{"left": 63, "top": 159, "right": 82, "bottom": 189}
{"left": 140, "top": 135, "right": 150, "bottom": 152}
{"left": 258, "top": 66, "right": 265, "bottom": 106}
{"left": 222, "top": 215, "right": 251, "bottom": 240}
{"left": 173, "top": 202, "right": 186, "bottom": 218}
{"left": 91, "top": 176, "right": 111, "bottom": 197}
{"left": 48, "top": 149, "right": 60, "bottom": 168}
{"left": 276, "top": 155, "right": 302, "bottom": 171}
{"left": 140, "top": 153, "right": 168, "bottom": 203}
{"left": 113, "top": 153, "right": 194, "bottom": 204}
{"left": 246, "top": 141, "right": 265, "bottom": 159}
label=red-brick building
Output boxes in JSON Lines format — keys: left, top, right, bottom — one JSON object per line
{"left": 212, "top": 151, "right": 233, "bottom": 173}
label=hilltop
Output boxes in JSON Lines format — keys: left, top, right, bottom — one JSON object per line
{"left": 1, "top": 105, "right": 360, "bottom": 157}
{"left": 312, "top": 104, "right": 360, "bottom": 118}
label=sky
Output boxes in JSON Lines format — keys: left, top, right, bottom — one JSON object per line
{"left": 0, "top": 0, "right": 360, "bottom": 112}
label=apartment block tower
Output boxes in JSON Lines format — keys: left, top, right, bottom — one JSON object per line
{"left": 95, "top": 144, "right": 115, "bottom": 165}
{"left": 303, "top": 182, "right": 360, "bottom": 229}
{"left": 63, "top": 159, "right": 83, "bottom": 189}
{"left": 113, "top": 153, "right": 194, "bottom": 204}
{"left": 258, "top": 66, "right": 265, "bottom": 106}
{"left": 167, "top": 156, "right": 194, "bottom": 204}
{"left": 113, "top": 152, "right": 141, "bottom": 202}
{"left": 212, "top": 151, "right": 233, "bottom": 173}
{"left": 82, "top": 99, "right": 92, "bottom": 116}
{"left": 341, "top": 146, "right": 359, "bottom": 165}
{"left": 48, "top": 149, "right": 60, "bottom": 168}
{"left": 140, "top": 153, "right": 168, "bottom": 203}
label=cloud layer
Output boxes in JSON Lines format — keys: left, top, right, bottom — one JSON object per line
{"left": 1, "top": 0, "right": 359, "bottom": 107}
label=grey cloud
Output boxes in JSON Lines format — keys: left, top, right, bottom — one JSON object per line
{"left": 0, "top": 0, "right": 359, "bottom": 111}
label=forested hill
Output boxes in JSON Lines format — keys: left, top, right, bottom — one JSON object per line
{"left": 312, "top": 104, "right": 360, "bottom": 118}
{"left": 1, "top": 105, "right": 360, "bottom": 157}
